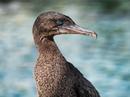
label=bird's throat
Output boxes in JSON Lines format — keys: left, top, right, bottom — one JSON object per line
{"left": 38, "top": 37, "right": 66, "bottom": 63}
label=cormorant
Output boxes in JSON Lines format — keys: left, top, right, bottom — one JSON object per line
{"left": 33, "top": 11, "right": 100, "bottom": 97}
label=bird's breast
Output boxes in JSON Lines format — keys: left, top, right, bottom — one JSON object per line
{"left": 34, "top": 61, "right": 72, "bottom": 95}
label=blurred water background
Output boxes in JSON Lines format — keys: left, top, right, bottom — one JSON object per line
{"left": 0, "top": 0, "right": 130, "bottom": 97}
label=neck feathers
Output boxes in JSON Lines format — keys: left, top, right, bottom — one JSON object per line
{"left": 36, "top": 37, "right": 66, "bottom": 64}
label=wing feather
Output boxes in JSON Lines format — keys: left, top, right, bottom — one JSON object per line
{"left": 68, "top": 62, "right": 100, "bottom": 97}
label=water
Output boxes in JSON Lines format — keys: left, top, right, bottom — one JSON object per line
{"left": 0, "top": 2, "right": 130, "bottom": 97}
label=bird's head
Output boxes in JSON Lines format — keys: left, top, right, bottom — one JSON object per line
{"left": 33, "top": 11, "right": 97, "bottom": 44}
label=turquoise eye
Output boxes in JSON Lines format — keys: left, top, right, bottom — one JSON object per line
{"left": 56, "top": 20, "right": 64, "bottom": 26}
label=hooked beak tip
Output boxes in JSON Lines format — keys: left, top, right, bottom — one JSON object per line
{"left": 91, "top": 32, "right": 97, "bottom": 39}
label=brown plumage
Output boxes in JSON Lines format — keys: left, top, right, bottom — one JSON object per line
{"left": 33, "top": 11, "right": 100, "bottom": 97}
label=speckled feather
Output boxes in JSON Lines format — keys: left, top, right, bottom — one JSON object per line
{"left": 33, "top": 11, "right": 100, "bottom": 97}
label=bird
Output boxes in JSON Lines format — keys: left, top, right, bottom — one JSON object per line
{"left": 32, "top": 11, "right": 100, "bottom": 97}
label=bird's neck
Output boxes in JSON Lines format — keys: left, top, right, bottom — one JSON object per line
{"left": 37, "top": 37, "right": 66, "bottom": 63}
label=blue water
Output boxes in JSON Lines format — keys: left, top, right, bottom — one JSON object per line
{"left": 0, "top": 2, "right": 130, "bottom": 97}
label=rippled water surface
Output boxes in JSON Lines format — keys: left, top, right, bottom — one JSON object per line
{"left": 0, "top": 2, "right": 130, "bottom": 97}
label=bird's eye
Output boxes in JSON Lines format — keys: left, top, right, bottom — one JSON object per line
{"left": 56, "top": 20, "right": 64, "bottom": 26}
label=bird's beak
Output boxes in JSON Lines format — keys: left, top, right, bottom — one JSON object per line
{"left": 58, "top": 25, "right": 97, "bottom": 39}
